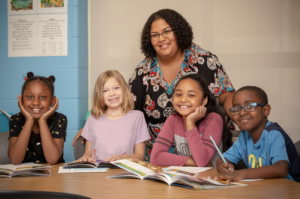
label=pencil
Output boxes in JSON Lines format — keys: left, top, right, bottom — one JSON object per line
{"left": 209, "top": 135, "right": 231, "bottom": 170}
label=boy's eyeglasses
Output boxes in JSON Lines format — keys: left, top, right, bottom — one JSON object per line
{"left": 150, "top": 29, "right": 174, "bottom": 40}
{"left": 229, "top": 103, "right": 265, "bottom": 116}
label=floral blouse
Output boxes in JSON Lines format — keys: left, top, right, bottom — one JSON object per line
{"left": 9, "top": 112, "right": 67, "bottom": 163}
{"left": 128, "top": 43, "right": 234, "bottom": 162}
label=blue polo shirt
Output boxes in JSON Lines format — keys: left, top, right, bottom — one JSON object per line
{"left": 223, "top": 121, "right": 294, "bottom": 181}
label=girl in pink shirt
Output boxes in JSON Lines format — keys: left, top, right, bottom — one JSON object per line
{"left": 150, "top": 74, "right": 232, "bottom": 167}
{"left": 76, "top": 70, "right": 150, "bottom": 162}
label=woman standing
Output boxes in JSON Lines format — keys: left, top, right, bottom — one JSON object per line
{"left": 128, "top": 9, "right": 235, "bottom": 161}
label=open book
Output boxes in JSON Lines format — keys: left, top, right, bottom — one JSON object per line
{"left": 59, "top": 160, "right": 119, "bottom": 173}
{"left": 0, "top": 163, "right": 51, "bottom": 178}
{"left": 107, "top": 159, "right": 247, "bottom": 190}
{"left": 63, "top": 160, "right": 119, "bottom": 169}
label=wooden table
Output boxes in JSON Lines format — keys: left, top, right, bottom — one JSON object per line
{"left": 1, "top": 164, "right": 300, "bottom": 199}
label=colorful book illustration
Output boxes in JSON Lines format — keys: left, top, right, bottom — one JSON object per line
{"left": 107, "top": 158, "right": 247, "bottom": 190}
{"left": 0, "top": 163, "right": 51, "bottom": 178}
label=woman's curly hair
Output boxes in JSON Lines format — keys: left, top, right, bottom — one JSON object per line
{"left": 141, "top": 9, "right": 193, "bottom": 58}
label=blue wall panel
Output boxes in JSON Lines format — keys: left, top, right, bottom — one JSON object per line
{"left": 0, "top": 41, "right": 23, "bottom": 69}
{"left": 0, "top": 100, "right": 19, "bottom": 115}
{"left": 78, "top": 38, "right": 88, "bottom": 69}
{"left": 0, "top": 0, "right": 88, "bottom": 162}
{"left": 0, "top": 9, "right": 7, "bottom": 40}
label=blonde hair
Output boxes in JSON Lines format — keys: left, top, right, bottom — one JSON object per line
{"left": 91, "top": 70, "right": 134, "bottom": 118}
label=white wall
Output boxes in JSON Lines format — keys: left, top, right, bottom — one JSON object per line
{"left": 89, "top": 0, "right": 300, "bottom": 142}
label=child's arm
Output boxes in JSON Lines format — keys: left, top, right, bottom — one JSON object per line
{"left": 71, "top": 128, "right": 85, "bottom": 146}
{"left": 185, "top": 112, "right": 223, "bottom": 166}
{"left": 72, "top": 111, "right": 90, "bottom": 146}
{"left": 38, "top": 97, "right": 64, "bottom": 164}
{"left": 212, "top": 131, "right": 290, "bottom": 181}
{"left": 150, "top": 116, "right": 191, "bottom": 166}
{"left": 8, "top": 95, "right": 35, "bottom": 165}
{"left": 75, "top": 140, "right": 96, "bottom": 162}
{"left": 8, "top": 121, "right": 34, "bottom": 164}
{"left": 104, "top": 142, "right": 146, "bottom": 161}
{"left": 211, "top": 160, "right": 289, "bottom": 182}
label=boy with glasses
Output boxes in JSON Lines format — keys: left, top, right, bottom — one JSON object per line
{"left": 210, "top": 86, "right": 300, "bottom": 182}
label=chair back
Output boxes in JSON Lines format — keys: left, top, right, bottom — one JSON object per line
{"left": 73, "top": 137, "right": 86, "bottom": 160}
{"left": 0, "top": 132, "right": 11, "bottom": 164}
{"left": 232, "top": 130, "right": 241, "bottom": 143}
{"left": 295, "top": 140, "right": 300, "bottom": 156}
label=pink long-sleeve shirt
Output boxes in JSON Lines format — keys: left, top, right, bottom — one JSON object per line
{"left": 150, "top": 112, "right": 223, "bottom": 167}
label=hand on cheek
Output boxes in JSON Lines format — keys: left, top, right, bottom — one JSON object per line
{"left": 17, "top": 95, "right": 33, "bottom": 121}
{"left": 39, "top": 97, "right": 59, "bottom": 122}
{"left": 186, "top": 106, "right": 207, "bottom": 124}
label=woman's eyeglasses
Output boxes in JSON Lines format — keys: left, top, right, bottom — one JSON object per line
{"left": 229, "top": 103, "right": 265, "bottom": 116}
{"left": 150, "top": 29, "right": 174, "bottom": 41}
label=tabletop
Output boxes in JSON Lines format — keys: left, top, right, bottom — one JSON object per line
{"left": 0, "top": 164, "right": 300, "bottom": 199}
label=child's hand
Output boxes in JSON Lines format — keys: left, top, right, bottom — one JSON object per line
{"left": 208, "top": 170, "right": 245, "bottom": 182}
{"left": 75, "top": 156, "right": 96, "bottom": 162}
{"left": 71, "top": 128, "right": 86, "bottom": 146}
{"left": 39, "top": 97, "right": 59, "bottom": 122}
{"left": 17, "top": 95, "right": 33, "bottom": 121}
{"left": 218, "top": 162, "right": 235, "bottom": 174}
{"left": 186, "top": 106, "right": 207, "bottom": 124}
{"left": 104, "top": 155, "right": 122, "bottom": 162}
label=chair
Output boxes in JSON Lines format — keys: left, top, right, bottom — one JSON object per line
{"left": 73, "top": 137, "right": 86, "bottom": 160}
{"left": 0, "top": 131, "right": 11, "bottom": 164}
{"left": 0, "top": 190, "right": 91, "bottom": 199}
{"left": 231, "top": 130, "right": 241, "bottom": 143}
{"left": 295, "top": 140, "right": 300, "bottom": 156}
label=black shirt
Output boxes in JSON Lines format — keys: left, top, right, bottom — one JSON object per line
{"left": 9, "top": 112, "right": 67, "bottom": 163}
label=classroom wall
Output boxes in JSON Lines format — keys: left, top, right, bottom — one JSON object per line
{"left": 0, "top": 0, "right": 88, "bottom": 162}
{"left": 89, "top": 0, "right": 300, "bottom": 142}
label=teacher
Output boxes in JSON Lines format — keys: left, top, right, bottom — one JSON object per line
{"left": 128, "top": 9, "right": 235, "bottom": 162}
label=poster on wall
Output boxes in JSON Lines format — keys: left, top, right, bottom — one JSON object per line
{"left": 7, "top": 0, "right": 37, "bottom": 15}
{"left": 8, "top": 15, "right": 37, "bottom": 57}
{"left": 37, "top": 14, "right": 67, "bottom": 56}
{"left": 38, "top": 0, "right": 67, "bottom": 14}
{"left": 7, "top": 0, "right": 68, "bottom": 57}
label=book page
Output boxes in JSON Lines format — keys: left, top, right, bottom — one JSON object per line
{"left": 0, "top": 163, "right": 44, "bottom": 170}
{"left": 12, "top": 169, "right": 51, "bottom": 177}
{"left": 63, "top": 161, "right": 98, "bottom": 168}
{"left": 170, "top": 176, "right": 247, "bottom": 190}
{"left": 162, "top": 166, "right": 212, "bottom": 177}
{"left": 58, "top": 167, "right": 108, "bottom": 173}
{"left": 0, "top": 168, "right": 14, "bottom": 177}
{"left": 111, "top": 159, "right": 158, "bottom": 179}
